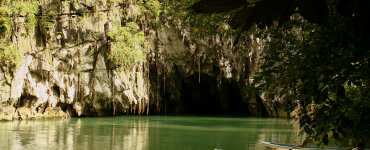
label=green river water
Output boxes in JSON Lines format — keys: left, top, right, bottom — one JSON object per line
{"left": 0, "top": 116, "right": 303, "bottom": 150}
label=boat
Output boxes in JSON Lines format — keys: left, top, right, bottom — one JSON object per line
{"left": 261, "top": 141, "right": 349, "bottom": 150}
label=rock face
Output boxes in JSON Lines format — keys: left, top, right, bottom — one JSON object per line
{"left": 146, "top": 27, "right": 283, "bottom": 117}
{"left": 0, "top": 0, "right": 148, "bottom": 121}
{"left": 0, "top": 1, "right": 285, "bottom": 121}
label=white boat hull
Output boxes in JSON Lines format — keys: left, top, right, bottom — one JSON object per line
{"left": 261, "top": 141, "right": 347, "bottom": 150}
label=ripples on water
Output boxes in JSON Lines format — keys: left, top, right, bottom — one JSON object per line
{"left": 0, "top": 116, "right": 303, "bottom": 150}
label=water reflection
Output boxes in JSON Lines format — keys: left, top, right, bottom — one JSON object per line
{"left": 0, "top": 116, "right": 302, "bottom": 150}
{"left": 0, "top": 117, "right": 149, "bottom": 150}
{"left": 147, "top": 116, "right": 303, "bottom": 150}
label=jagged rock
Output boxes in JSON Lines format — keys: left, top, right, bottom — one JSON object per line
{"left": 0, "top": 107, "right": 15, "bottom": 121}
{"left": 42, "top": 107, "right": 68, "bottom": 118}
{"left": 17, "top": 107, "right": 33, "bottom": 120}
{"left": 0, "top": 67, "right": 11, "bottom": 105}
{"left": 10, "top": 55, "right": 33, "bottom": 102}
{"left": 0, "top": 0, "right": 285, "bottom": 121}
{"left": 147, "top": 26, "right": 277, "bottom": 116}
{"left": 73, "top": 101, "right": 84, "bottom": 116}
{"left": 0, "top": 1, "right": 149, "bottom": 120}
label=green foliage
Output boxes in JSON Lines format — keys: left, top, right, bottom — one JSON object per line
{"left": 98, "top": 12, "right": 104, "bottom": 20}
{"left": 0, "top": 44, "right": 21, "bottom": 67}
{"left": 0, "top": 0, "right": 38, "bottom": 69}
{"left": 138, "top": 0, "right": 162, "bottom": 27}
{"left": 163, "top": 0, "right": 242, "bottom": 40}
{"left": 0, "top": 0, "right": 39, "bottom": 34}
{"left": 0, "top": 0, "right": 38, "bottom": 68}
{"left": 6, "top": 76, "right": 12, "bottom": 83}
{"left": 250, "top": 4, "right": 370, "bottom": 147}
{"left": 124, "top": 0, "right": 243, "bottom": 40}
{"left": 40, "top": 7, "right": 58, "bottom": 38}
{"left": 105, "top": 0, "right": 247, "bottom": 73}
{"left": 108, "top": 22, "right": 146, "bottom": 71}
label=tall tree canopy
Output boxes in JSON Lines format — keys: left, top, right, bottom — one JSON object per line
{"left": 192, "top": 0, "right": 370, "bottom": 148}
{"left": 253, "top": 14, "right": 370, "bottom": 147}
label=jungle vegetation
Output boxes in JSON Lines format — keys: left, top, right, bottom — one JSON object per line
{"left": 254, "top": 12, "right": 370, "bottom": 148}
{"left": 193, "top": 0, "right": 370, "bottom": 148}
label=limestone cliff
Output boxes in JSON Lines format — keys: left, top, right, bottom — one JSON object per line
{"left": 146, "top": 27, "right": 283, "bottom": 117}
{"left": 0, "top": 0, "right": 285, "bottom": 121}
{"left": 0, "top": 0, "right": 149, "bottom": 120}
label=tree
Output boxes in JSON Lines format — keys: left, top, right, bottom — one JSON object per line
{"left": 250, "top": 5, "right": 370, "bottom": 148}
{"left": 191, "top": 0, "right": 370, "bottom": 147}
{"left": 108, "top": 21, "right": 146, "bottom": 72}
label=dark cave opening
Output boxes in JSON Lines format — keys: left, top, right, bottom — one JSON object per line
{"left": 59, "top": 103, "right": 77, "bottom": 117}
{"left": 227, "top": 81, "right": 250, "bottom": 116}
{"left": 53, "top": 86, "right": 60, "bottom": 97}
{"left": 256, "top": 94, "right": 269, "bottom": 117}
{"left": 19, "top": 94, "right": 38, "bottom": 108}
{"left": 180, "top": 74, "right": 224, "bottom": 115}
{"left": 170, "top": 73, "right": 250, "bottom": 116}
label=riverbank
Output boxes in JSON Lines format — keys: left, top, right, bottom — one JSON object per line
{"left": 1, "top": 107, "right": 69, "bottom": 121}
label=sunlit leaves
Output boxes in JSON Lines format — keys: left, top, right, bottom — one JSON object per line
{"left": 108, "top": 22, "right": 146, "bottom": 71}
{"left": 0, "top": 0, "right": 38, "bottom": 69}
{"left": 0, "top": 0, "right": 39, "bottom": 33}
{"left": 0, "top": 43, "right": 21, "bottom": 67}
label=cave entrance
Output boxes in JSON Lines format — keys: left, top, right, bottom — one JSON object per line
{"left": 19, "top": 94, "right": 38, "bottom": 108}
{"left": 178, "top": 73, "right": 250, "bottom": 116}
{"left": 226, "top": 81, "right": 250, "bottom": 116}
{"left": 256, "top": 94, "right": 269, "bottom": 117}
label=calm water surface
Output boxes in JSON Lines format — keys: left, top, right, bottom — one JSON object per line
{"left": 0, "top": 116, "right": 303, "bottom": 150}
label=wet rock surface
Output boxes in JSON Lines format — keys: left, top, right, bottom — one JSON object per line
{"left": 0, "top": 0, "right": 148, "bottom": 121}
{"left": 0, "top": 1, "right": 286, "bottom": 121}
{"left": 147, "top": 27, "right": 283, "bottom": 117}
